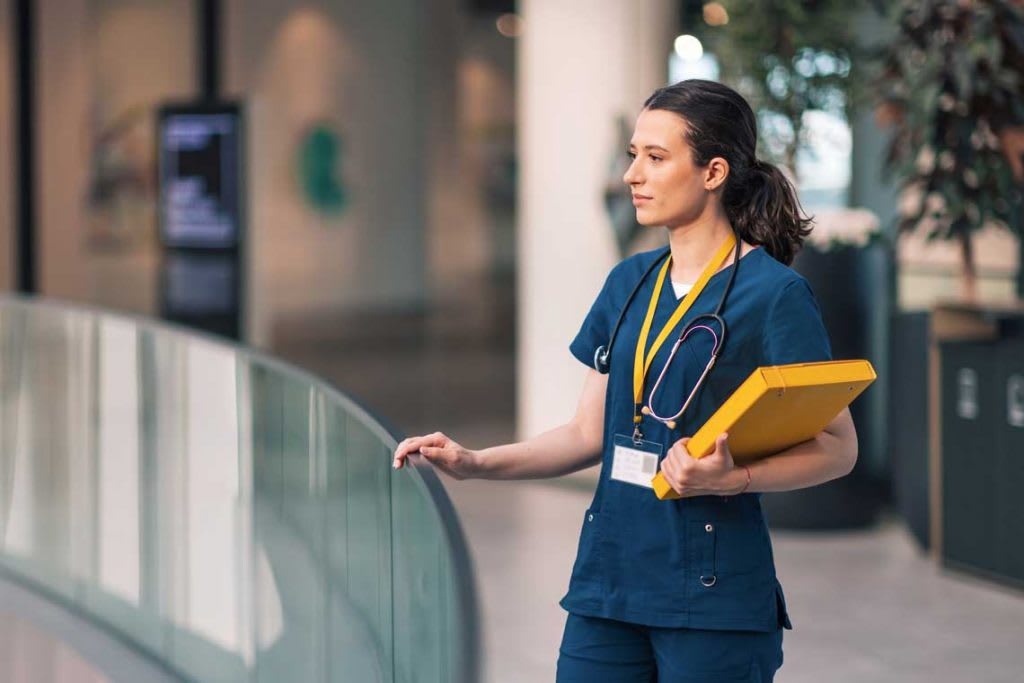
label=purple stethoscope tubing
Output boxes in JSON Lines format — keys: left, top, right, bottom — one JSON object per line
{"left": 592, "top": 228, "right": 742, "bottom": 384}
{"left": 644, "top": 322, "right": 723, "bottom": 423}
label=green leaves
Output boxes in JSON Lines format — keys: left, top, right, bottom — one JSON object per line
{"left": 706, "top": 0, "right": 871, "bottom": 168}
{"left": 876, "top": 0, "right": 1024, "bottom": 243}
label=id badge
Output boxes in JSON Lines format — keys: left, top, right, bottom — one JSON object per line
{"left": 610, "top": 434, "right": 664, "bottom": 489}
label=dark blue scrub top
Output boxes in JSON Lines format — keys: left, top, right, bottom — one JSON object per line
{"left": 561, "top": 245, "right": 833, "bottom": 632}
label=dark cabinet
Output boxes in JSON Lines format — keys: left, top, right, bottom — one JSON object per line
{"left": 939, "top": 334, "right": 1024, "bottom": 589}
{"left": 939, "top": 340, "right": 1001, "bottom": 576}
{"left": 995, "top": 342, "right": 1024, "bottom": 583}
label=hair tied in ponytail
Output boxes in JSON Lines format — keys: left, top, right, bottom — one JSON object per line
{"left": 642, "top": 79, "right": 812, "bottom": 265}
{"left": 750, "top": 158, "right": 770, "bottom": 179}
{"left": 752, "top": 158, "right": 777, "bottom": 177}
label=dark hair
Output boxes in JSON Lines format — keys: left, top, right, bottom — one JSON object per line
{"left": 642, "top": 79, "right": 812, "bottom": 266}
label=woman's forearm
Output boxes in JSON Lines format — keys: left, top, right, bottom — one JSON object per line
{"left": 475, "top": 421, "right": 601, "bottom": 480}
{"left": 741, "top": 426, "right": 857, "bottom": 494}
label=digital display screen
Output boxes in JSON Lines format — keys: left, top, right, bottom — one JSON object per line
{"left": 162, "top": 253, "right": 237, "bottom": 314}
{"left": 158, "top": 105, "right": 242, "bottom": 249}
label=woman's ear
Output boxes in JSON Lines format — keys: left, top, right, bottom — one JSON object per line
{"left": 704, "top": 157, "right": 730, "bottom": 191}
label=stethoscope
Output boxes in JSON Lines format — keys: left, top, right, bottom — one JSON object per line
{"left": 592, "top": 230, "right": 742, "bottom": 429}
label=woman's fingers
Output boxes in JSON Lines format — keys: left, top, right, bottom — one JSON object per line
{"left": 660, "top": 452, "right": 683, "bottom": 495}
{"left": 393, "top": 432, "right": 449, "bottom": 469}
{"left": 661, "top": 442, "right": 697, "bottom": 496}
{"left": 393, "top": 432, "right": 478, "bottom": 480}
{"left": 394, "top": 439, "right": 425, "bottom": 469}
{"left": 419, "top": 446, "right": 464, "bottom": 478}
{"left": 412, "top": 442, "right": 477, "bottom": 481}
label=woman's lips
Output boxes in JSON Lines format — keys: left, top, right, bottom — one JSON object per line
{"left": 632, "top": 195, "right": 652, "bottom": 205}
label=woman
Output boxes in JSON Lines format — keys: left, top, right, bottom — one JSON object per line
{"left": 393, "top": 79, "right": 858, "bottom": 682}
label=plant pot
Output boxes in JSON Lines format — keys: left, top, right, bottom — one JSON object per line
{"left": 887, "top": 310, "right": 931, "bottom": 549}
{"left": 759, "top": 243, "right": 888, "bottom": 530}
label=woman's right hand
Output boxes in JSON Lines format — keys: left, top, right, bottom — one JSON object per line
{"left": 392, "top": 431, "right": 483, "bottom": 480}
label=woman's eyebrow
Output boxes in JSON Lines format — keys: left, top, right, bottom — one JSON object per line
{"left": 628, "top": 143, "right": 670, "bottom": 152}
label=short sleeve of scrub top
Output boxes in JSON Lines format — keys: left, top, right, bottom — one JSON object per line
{"left": 762, "top": 278, "right": 832, "bottom": 365}
{"left": 560, "top": 247, "right": 833, "bottom": 634}
{"left": 569, "top": 263, "right": 624, "bottom": 370}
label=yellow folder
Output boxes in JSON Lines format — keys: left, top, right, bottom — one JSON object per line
{"left": 651, "top": 359, "right": 877, "bottom": 500}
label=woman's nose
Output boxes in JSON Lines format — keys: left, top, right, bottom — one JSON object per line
{"left": 623, "top": 161, "right": 640, "bottom": 186}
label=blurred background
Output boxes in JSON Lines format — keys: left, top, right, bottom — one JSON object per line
{"left": 1, "top": 0, "right": 1024, "bottom": 681}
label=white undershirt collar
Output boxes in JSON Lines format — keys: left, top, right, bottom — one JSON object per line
{"left": 671, "top": 280, "right": 694, "bottom": 300}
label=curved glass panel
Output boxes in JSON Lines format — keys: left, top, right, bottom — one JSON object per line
{"left": 0, "top": 295, "right": 479, "bottom": 683}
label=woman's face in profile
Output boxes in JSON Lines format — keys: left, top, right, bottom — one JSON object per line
{"left": 624, "top": 108, "right": 715, "bottom": 229}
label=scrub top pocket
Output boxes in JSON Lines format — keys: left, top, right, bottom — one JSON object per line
{"left": 686, "top": 518, "right": 780, "bottom": 630}
{"left": 689, "top": 519, "right": 772, "bottom": 579}
{"left": 566, "top": 508, "right": 604, "bottom": 594}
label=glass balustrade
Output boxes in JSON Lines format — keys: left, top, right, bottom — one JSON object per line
{"left": 0, "top": 295, "right": 479, "bottom": 683}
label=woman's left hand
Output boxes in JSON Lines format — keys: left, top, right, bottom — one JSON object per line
{"left": 659, "top": 433, "right": 744, "bottom": 498}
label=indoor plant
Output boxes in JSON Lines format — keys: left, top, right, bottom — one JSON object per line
{"left": 874, "top": 0, "right": 1024, "bottom": 301}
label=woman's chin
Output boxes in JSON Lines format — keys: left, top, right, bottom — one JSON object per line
{"left": 635, "top": 214, "right": 662, "bottom": 227}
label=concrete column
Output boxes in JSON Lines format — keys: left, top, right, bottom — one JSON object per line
{"left": 517, "top": 0, "right": 674, "bottom": 439}
{"left": 850, "top": 107, "right": 896, "bottom": 480}
{"left": 224, "top": 1, "right": 430, "bottom": 348}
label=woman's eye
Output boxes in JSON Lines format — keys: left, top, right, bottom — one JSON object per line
{"left": 650, "top": 155, "right": 662, "bottom": 162}
{"left": 626, "top": 151, "right": 636, "bottom": 160}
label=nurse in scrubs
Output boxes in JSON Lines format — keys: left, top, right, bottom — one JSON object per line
{"left": 393, "top": 79, "right": 859, "bottom": 682}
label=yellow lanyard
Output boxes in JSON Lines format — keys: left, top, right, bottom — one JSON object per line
{"left": 632, "top": 235, "right": 736, "bottom": 425}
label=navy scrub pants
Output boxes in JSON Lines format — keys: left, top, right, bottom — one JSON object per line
{"left": 556, "top": 613, "right": 784, "bottom": 682}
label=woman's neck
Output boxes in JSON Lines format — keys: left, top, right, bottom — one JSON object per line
{"left": 665, "top": 216, "right": 736, "bottom": 283}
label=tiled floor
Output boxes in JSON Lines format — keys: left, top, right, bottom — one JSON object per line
{"left": 441, "top": 477, "right": 1024, "bottom": 683}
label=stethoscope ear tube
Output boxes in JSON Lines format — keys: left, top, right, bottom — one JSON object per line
{"left": 593, "top": 232, "right": 741, "bottom": 374}
{"left": 592, "top": 247, "right": 671, "bottom": 373}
